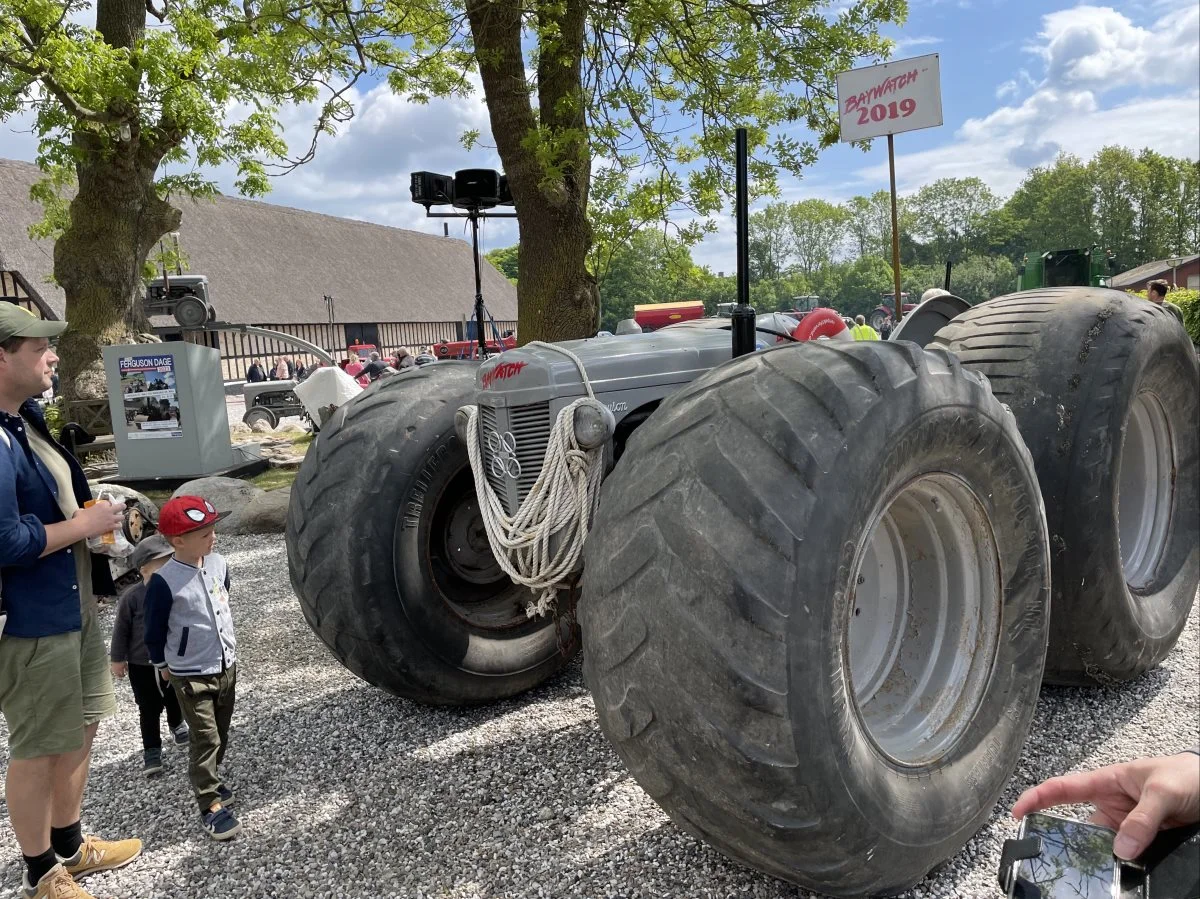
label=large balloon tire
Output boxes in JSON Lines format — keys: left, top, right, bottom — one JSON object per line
{"left": 934, "top": 288, "right": 1199, "bottom": 685}
{"left": 581, "top": 340, "right": 1051, "bottom": 896}
{"left": 285, "top": 362, "right": 577, "bottom": 705}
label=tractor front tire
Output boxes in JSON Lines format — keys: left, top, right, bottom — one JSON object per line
{"left": 285, "top": 362, "right": 576, "bottom": 705}
{"left": 935, "top": 288, "right": 1199, "bottom": 685}
{"left": 581, "top": 341, "right": 1051, "bottom": 897}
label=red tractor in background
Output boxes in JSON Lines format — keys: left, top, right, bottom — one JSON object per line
{"left": 870, "top": 291, "right": 915, "bottom": 331}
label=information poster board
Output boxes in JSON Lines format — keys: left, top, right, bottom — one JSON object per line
{"left": 837, "top": 53, "right": 942, "bottom": 143}
{"left": 118, "top": 354, "right": 183, "bottom": 440}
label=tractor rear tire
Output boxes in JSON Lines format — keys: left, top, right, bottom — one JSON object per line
{"left": 934, "top": 288, "right": 1199, "bottom": 685}
{"left": 581, "top": 341, "right": 1051, "bottom": 897}
{"left": 285, "top": 362, "right": 576, "bottom": 705}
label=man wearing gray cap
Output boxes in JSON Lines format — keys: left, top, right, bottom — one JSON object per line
{"left": 110, "top": 534, "right": 190, "bottom": 778}
{"left": 0, "top": 303, "right": 143, "bottom": 899}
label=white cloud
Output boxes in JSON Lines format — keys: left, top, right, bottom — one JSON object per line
{"left": 1034, "top": 4, "right": 1200, "bottom": 90}
{"left": 893, "top": 35, "right": 944, "bottom": 53}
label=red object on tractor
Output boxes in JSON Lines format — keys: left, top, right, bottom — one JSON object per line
{"left": 434, "top": 335, "right": 518, "bottom": 360}
{"left": 634, "top": 301, "right": 705, "bottom": 332}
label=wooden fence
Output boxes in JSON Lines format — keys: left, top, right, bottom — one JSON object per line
{"left": 184, "top": 319, "right": 519, "bottom": 381}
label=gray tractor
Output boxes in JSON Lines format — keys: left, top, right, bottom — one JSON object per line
{"left": 285, "top": 146, "right": 1198, "bottom": 899}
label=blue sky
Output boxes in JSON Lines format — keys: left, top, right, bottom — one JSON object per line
{"left": 1, "top": 0, "right": 1197, "bottom": 274}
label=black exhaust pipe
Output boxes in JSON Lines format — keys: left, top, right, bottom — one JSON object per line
{"left": 731, "top": 128, "right": 756, "bottom": 358}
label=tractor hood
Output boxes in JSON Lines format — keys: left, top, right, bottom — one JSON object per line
{"left": 473, "top": 327, "right": 736, "bottom": 408}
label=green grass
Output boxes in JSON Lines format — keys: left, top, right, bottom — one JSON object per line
{"left": 249, "top": 466, "right": 298, "bottom": 492}
{"left": 137, "top": 446, "right": 305, "bottom": 507}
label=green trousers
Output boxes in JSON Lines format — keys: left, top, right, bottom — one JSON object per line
{"left": 170, "top": 663, "right": 237, "bottom": 813}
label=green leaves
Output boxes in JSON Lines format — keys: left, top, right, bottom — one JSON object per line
{"left": 1, "top": 0, "right": 470, "bottom": 223}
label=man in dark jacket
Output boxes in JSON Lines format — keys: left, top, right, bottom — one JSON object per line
{"left": 357, "top": 351, "right": 392, "bottom": 383}
{"left": 0, "top": 304, "right": 143, "bottom": 898}
{"left": 245, "top": 360, "right": 266, "bottom": 383}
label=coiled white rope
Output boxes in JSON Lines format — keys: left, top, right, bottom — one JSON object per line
{"left": 462, "top": 342, "right": 610, "bottom": 618}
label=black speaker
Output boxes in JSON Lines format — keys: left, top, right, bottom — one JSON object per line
{"left": 453, "top": 169, "right": 501, "bottom": 208}
{"left": 498, "top": 175, "right": 514, "bottom": 206}
{"left": 410, "top": 171, "right": 454, "bottom": 206}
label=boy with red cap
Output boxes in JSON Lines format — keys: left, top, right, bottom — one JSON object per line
{"left": 143, "top": 496, "right": 242, "bottom": 841}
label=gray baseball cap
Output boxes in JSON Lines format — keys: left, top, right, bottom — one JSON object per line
{"left": 0, "top": 302, "right": 68, "bottom": 343}
{"left": 130, "top": 534, "right": 174, "bottom": 569}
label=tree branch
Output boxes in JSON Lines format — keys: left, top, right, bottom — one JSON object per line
{"left": 0, "top": 53, "right": 118, "bottom": 123}
{"left": 146, "top": 0, "right": 167, "bottom": 22}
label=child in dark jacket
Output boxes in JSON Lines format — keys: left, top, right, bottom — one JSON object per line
{"left": 110, "top": 534, "right": 189, "bottom": 777}
{"left": 144, "top": 496, "right": 241, "bottom": 842}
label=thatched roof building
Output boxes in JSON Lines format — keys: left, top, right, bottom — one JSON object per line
{"left": 0, "top": 157, "right": 517, "bottom": 378}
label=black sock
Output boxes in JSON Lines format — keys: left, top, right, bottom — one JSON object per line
{"left": 50, "top": 820, "right": 82, "bottom": 859}
{"left": 23, "top": 848, "right": 58, "bottom": 885}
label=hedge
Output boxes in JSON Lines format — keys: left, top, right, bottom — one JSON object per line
{"left": 1128, "top": 288, "right": 1200, "bottom": 345}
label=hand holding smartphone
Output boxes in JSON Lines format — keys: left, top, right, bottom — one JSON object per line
{"left": 1006, "top": 813, "right": 1199, "bottom": 899}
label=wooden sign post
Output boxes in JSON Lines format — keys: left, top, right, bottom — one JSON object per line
{"left": 837, "top": 54, "right": 943, "bottom": 322}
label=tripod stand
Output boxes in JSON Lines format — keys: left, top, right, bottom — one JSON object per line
{"left": 423, "top": 205, "right": 518, "bottom": 359}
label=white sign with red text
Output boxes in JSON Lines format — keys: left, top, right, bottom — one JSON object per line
{"left": 836, "top": 53, "right": 942, "bottom": 142}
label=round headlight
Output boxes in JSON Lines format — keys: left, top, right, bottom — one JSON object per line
{"left": 573, "top": 403, "right": 614, "bottom": 450}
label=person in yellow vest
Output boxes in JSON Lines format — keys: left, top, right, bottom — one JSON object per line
{"left": 851, "top": 315, "right": 880, "bottom": 341}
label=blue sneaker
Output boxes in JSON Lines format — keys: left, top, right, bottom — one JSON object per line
{"left": 216, "top": 784, "right": 235, "bottom": 807}
{"left": 202, "top": 806, "right": 241, "bottom": 842}
{"left": 171, "top": 723, "right": 189, "bottom": 745}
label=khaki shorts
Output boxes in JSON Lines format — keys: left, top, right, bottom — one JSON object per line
{"left": 0, "top": 596, "right": 117, "bottom": 760}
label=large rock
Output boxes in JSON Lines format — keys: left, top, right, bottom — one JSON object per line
{"left": 229, "top": 487, "right": 291, "bottom": 535}
{"left": 171, "top": 476, "right": 265, "bottom": 534}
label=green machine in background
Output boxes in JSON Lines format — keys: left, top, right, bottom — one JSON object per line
{"left": 1017, "top": 245, "right": 1119, "bottom": 291}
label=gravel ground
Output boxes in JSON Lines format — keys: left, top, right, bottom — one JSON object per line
{"left": 2, "top": 535, "right": 1196, "bottom": 899}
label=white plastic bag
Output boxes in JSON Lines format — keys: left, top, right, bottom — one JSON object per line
{"left": 293, "top": 366, "right": 363, "bottom": 424}
{"left": 85, "top": 491, "right": 135, "bottom": 559}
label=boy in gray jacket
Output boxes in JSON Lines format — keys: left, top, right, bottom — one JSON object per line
{"left": 110, "top": 534, "right": 189, "bottom": 777}
{"left": 144, "top": 496, "right": 241, "bottom": 841}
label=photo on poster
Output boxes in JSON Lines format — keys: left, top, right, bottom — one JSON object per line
{"left": 118, "top": 354, "right": 183, "bottom": 440}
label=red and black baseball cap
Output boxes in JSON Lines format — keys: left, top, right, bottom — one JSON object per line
{"left": 158, "top": 495, "right": 230, "bottom": 537}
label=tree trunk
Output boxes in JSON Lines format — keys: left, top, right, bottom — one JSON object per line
{"left": 54, "top": 148, "right": 181, "bottom": 400}
{"left": 466, "top": 0, "right": 599, "bottom": 344}
{"left": 49, "top": 0, "right": 181, "bottom": 402}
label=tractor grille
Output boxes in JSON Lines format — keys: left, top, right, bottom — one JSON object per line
{"left": 477, "top": 401, "right": 552, "bottom": 515}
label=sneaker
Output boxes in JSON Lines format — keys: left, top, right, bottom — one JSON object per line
{"left": 60, "top": 835, "right": 143, "bottom": 880}
{"left": 202, "top": 806, "right": 242, "bottom": 842}
{"left": 172, "top": 723, "right": 190, "bottom": 745}
{"left": 216, "top": 784, "right": 235, "bottom": 808}
{"left": 22, "top": 864, "right": 96, "bottom": 899}
{"left": 143, "top": 748, "right": 163, "bottom": 777}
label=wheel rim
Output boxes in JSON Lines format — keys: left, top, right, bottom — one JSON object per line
{"left": 442, "top": 492, "right": 503, "bottom": 585}
{"left": 426, "top": 466, "right": 535, "bottom": 631}
{"left": 1118, "top": 391, "right": 1174, "bottom": 591}
{"left": 845, "top": 474, "right": 1002, "bottom": 767}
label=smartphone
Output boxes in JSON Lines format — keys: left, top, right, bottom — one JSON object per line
{"left": 1010, "top": 813, "right": 1146, "bottom": 899}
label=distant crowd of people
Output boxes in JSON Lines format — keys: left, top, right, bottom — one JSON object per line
{"left": 244, "top": 346, "right": 431, "bottom": 389}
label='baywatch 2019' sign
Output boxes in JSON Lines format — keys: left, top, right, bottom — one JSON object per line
{"left": 836, "top": 53, "right": 942, "bottom": 143}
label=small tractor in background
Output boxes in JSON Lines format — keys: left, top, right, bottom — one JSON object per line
{"left": 285, "top": 132, "right": 1198, "bottom": 897}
